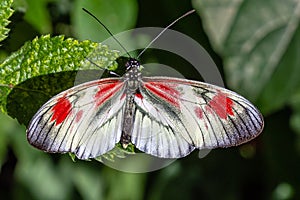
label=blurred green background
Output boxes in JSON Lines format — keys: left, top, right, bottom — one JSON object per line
{"left": 1, "top": 0, "right": 300, "bottom": 199}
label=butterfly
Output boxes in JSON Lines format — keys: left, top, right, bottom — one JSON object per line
{"left": 27, "top": 56, "right": 264, "bottom": 159}
{"left": 26, "top": 9, "right": 264, "bottom": 160}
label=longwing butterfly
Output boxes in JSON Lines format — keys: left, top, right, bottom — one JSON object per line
{"left": 26, "top": 9, "right": 264, "bottom": 159}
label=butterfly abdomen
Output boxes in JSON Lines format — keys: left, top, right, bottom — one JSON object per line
{"left": 120, "top": 94, "right": 136, "bottom": 147}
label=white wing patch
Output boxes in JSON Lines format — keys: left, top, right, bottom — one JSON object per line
{"left": 27, "top": 78, "right": 126, "bottom": 160}
{"left": 132, "top": 95, "right": 194, "bottom": 158}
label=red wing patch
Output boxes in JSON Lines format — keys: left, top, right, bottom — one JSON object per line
{"left": 144, "top": 82, "right": 181, "bottom": 108}
{"left": 194, "top": 106, "right": 203, "bottom": 119}
{"left": 94, "top": 82, "right": 124, "bottom": 107}
{"left": 75, "top": 110, "right": 84, "bottom": 123}
{"left": 51, "top": 96, "right": 72, "bottom": 125}
{"left": 135, "top": 92, "right": 143, "bottom": 99}
{"left": 206, "top": 91, "right": 234, "bottom": 119}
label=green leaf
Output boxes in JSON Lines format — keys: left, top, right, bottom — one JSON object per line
{"left": 192, "top": 0, "right": 300, "bottom": 111}
{"left": 72, "top": 0, "right": 138, "bottom": 42}
{"left": 257, "top": 27, "right": 300, "bottom": 114}
{"left": 0, "top": 0, "right": 14, "bottom": 42}
{"left": 0, "top": 35, "right": 120, "bottom": 113}
{"left": 22, "top": 0, "right": 53, "bottom": 33}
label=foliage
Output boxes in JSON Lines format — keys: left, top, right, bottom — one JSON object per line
{"left": 0, "top": 35, "right": 101, "bottom": 113}
{"left": 0, "top": 0, "right": 13, "bottom": 42}
{"left": 0, "top": 0, "right": 300, "bottom": 199}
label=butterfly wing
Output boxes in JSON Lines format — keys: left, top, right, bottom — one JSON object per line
{"left": 131, "top": 77, "right": 264, "bottom": 158}
{"left": 27, "top": 78, "right": 126, "bottom": 160}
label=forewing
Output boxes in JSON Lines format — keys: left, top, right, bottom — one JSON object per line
{"left": 27, "top": 78, "right": 126, "bottom": 160}
{"left": 131, "top": 77, "right": 263, "bottom": 158}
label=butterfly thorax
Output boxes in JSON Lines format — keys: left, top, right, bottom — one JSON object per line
{"left": 121, "top": 58, "right": 142, "bottom": 147}
{"left": 123, "top": 58, "right": 142, "bottom": 91}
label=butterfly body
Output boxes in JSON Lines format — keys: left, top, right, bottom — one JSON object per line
{"left": 27, "top": 58, "right": 264, "bottom": 159}
{"left": 120, "top": 58, "right": 142, "bottom": 147}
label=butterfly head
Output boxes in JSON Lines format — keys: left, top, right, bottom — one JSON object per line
{"left": 125, "top": 58, "right": 141, "bottom": 71}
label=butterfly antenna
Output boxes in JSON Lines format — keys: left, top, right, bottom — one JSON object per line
{"left": 137, "top": 9, "right": 195, "bottom": 59}
{"left": 82, "top": 8, "right": 132, "bottom": 58}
